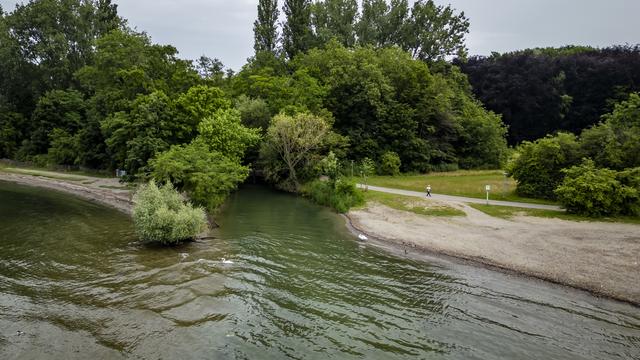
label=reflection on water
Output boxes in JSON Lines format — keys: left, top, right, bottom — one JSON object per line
{"left": 0, "top": 181, "right": 639, "bottom": 359}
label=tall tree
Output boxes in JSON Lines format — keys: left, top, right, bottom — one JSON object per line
{"left": 253, "top": 0, "right": 279, "bottom": 54}
{"left": 311, "top": 0, "right": 358, "bottom": 47}
{"left": 356, "top": 0, "right": 387, "bottom": 46}
{"left": 282, "top": 0, "right": 313, "bottom": 59}
{"left": 355, "top": 0, "right": 408, "bottom": 47}
{"left": 404, "top": 0, "right": 469, "bottom": 61}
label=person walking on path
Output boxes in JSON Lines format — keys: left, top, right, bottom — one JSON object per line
{"left": 426, "top": 185, "right": 432, "bottom": 197}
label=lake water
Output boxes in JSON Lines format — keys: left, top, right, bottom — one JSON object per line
{"left": 0, "top": 181, "right": 638, "bottom": 359}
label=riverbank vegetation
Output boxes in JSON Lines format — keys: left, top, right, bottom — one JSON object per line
{"left": 0, "top": 0, "right": 639, "bottom": 223}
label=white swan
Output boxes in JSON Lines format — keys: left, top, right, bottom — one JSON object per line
{"left": 221, "top": 258, "right": 234, "bottom": 264}
{"left": 358, "top": 234, "right": 368, "bottom": 241}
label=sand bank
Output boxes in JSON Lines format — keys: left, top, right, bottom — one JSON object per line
{"left": 347, "top": 201, "right": 640, "bottom": 305}
{"left": 0, "top": 172, "right": 133, "bottom": 215}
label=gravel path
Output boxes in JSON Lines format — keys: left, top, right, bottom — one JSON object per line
{"left": 358, "top": 184, "right": 563, "bottom": 211}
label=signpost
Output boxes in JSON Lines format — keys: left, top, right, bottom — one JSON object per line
{"left": 485, "top": 184, "right": 491, "bottom": 205}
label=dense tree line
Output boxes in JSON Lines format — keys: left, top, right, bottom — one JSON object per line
{"left": 0, "top": 0, "right": 512, "bottom": 216}
{"left": 456, "top": 46, "right": 640, "bottom": 144}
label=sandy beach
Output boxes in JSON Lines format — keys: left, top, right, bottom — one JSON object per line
{"left": 0, "top": 172, "right": 133, "bottom": 215}
{"left": 347, "top": 200, "right": 640, "bottom": 305}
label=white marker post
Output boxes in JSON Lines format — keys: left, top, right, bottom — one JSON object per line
{"left": 485, "top": 185, "right": 491, "bottom": 205}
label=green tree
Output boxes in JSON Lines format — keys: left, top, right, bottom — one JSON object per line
{"left": 47, "top": 128, "right": 78, "bottom": 165}
{"left": 100, "top": 91, "right": 177, "bottom": 175}
{"left": 27, "top": 89, "right": 86, "bottom": 156}
{"left": 151, "top": 140, "right": 250, "bottom": 211}
{"left": 282, "top": 0, "right": 313, "bottom": 59}
{"left": 260, "top": 112, "right": 333, "bottom": 190}
{"left": 0, "top": 110, "right": 26, "bottom": 158}
{"left": 404, "top": 0, "right": 469, "bottom": 61}
{"left": 235, "top": 95, "right": 272, "bottom": 130}
{"left": 197, "top": 109, "right": 261, "bottom": 161}
{"left": 254, "top": 0, "right": 280, "bottom": 54}
{"left": 311, "top": 0, "right": 358, "bottom": 47}
{"left": 507, "top": 133, "right": 583, "bottom": 199}
{"left": 379, "top": 151, "right": 401, "bottom": 175}
{"left": 174, "top": 85, "right": 231, "bottom": 142}
{"left": 581, "top": 93, "right": 640, "bottom": 170}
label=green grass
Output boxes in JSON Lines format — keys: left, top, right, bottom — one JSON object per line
{"left": 0, "top": 167, "right": 87, "bottom": 181}
{"left": 359, "top": 170, "right": 556, "bottom": 205}
{"left": 360, "top": 190, "right": 466, "bottom": 217}
{"left": 469, "top": 203, "right": 640, "bottom": 224}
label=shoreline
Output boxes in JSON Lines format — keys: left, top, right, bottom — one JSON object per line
{"left": 346, "top": 202, "right": 640, "bottom": 306}
{"left": 0, "top": 172, "right": 133, "bottom": 215}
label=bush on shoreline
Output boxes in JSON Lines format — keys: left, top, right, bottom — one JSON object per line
{"left": 303, "top": 178, "right": 364, "bottom": 213}
{"left": 132, "top": 181, "right": 207, "bottom": 244}
{"left": 555, "top": 160, "right": 640, "bottom": 217}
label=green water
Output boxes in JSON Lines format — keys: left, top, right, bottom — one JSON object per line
{"left": 0, "top": 181, "right": 639, "bottom": 359}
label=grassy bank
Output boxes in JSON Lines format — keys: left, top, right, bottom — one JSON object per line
{"left": 360, "top": 190, "right": 466, "bottom": 217}
{"left": 360, "top": 170, "right": 556, "bottom": 205}
{"left": 469, "top": 203, "right": 640, "bottom": 224}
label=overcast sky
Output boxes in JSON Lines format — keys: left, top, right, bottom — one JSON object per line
{"left": 1, "top": 0, "right": 639, "bottom": 70}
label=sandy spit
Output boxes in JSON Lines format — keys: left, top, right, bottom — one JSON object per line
{"left": 0, "top": 172, "right": 133, "bottom": 215}
{"left": 347, "top": 201, "right": 640, "bottom": 305}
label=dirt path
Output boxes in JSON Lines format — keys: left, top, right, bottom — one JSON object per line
{"left": 348, "top": 199, "right": 640, "bottom": 305}
{"left": 359, "top": 184, "right": 563, "bottom": 211}
{"left": 0, "top": 170, "right": 133, "bottom": 215}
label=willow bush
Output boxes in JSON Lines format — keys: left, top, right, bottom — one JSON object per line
{"left": 132, "top": 181, "right": 207, "bottom": 244}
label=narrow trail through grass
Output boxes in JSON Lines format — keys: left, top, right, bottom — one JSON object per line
{"left": 360, "top": 170, "right": 556, "bottom": 205}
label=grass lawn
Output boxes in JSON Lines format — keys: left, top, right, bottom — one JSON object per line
{"left": 469, "top": 203, "right": 640, "bottom": 225}
{"left": 360, "top": 170, "right": 556, "bottom": 205}
{"left": 360, "top": 189, "right": 466, "bottom": 217}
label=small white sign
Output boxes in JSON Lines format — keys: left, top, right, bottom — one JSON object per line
{"left": 485, "top": 185, "right": 491, "bottom": 192}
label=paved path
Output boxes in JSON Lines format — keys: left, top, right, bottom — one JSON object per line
{"left": 358, "top": 184, "right": 563, "bottom": 211}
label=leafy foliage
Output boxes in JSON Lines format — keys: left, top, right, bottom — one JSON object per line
{"left": 379, "top": 151, "right": 401, "bottom": 176}
{"left": 303, "top": 178, "right": 364, "bottom": 213}
{"left": 197, "top": 109, "right": 261, "bottom": 161}
{"left": 555, "top": 160, "right": 639, "bottom": 217}
{"left": 581, "top": 93, "right": 640, "bottom": 170}
{"left": 260, "top": 112, "right": 336, "bottom": 190}
{"left": 150, "top": 141, "right": 249, "bottom": 211}
{"left": 507, "top": 133, "right": 583, "bottom": 199}
{"left": 132, "top": 180, "right": 207, "bottom": 244}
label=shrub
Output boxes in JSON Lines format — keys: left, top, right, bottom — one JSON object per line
{"left": 507, "top": 133, "right": 583, "bottom": 199}
{"left": 132, "top": 181, "right": 207, "bottom": 244}
{"left": 379, "top": 151, "right": 401, "bottom": 176}
{"left": 303, "top": 178, "right": 364, "bottom": 213}
{"left": 555, "top": 160, "right": 639, "bottom": 217}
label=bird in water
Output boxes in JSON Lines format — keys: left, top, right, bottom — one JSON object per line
{"left": 221, "top": 258, "right": 234, "bottom": 264}
{"left": 358, "top": 234, "right": 368, "bottom": 241}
